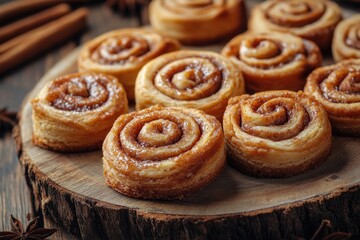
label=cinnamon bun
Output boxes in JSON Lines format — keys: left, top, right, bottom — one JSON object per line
{"left": 221, "top": 32, "right": 322, "bottom": 93}
{"left": 249, "top": 0, "right": 342, "bottom": 50}
{"left": 78, "top": 28, "right": 180, "bottom": 101}
{"left": 304, "top": 59, "right": 360, "bottom": 136}
{"left": 135, "top": 50, "right": 245, "bottom": 121}
{"left": 332, "top": 14, "right": 360, "bottom": 62}
{"left": 149, "top": 0, "right": 245, "bottom": 45}
{"left": 223, "top": 90, "right": 332, "bottom": 177}
{"left": 32, "top": 72, "right": 128, "bottom": 152}
{"left": 103, "top": 106, "right": 226, "bottom": 199}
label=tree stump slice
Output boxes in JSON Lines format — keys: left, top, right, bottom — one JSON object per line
{"left": 14, "top": 44, "right": 360, "bottom": 240}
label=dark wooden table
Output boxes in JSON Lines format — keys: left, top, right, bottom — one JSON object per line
{"left": 0, "top": 3, "right": 136, "bottom": 238}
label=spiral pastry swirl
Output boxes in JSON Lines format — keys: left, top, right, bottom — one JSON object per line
{"left": 221, "top": 32, "right": 322, "bottom": 93}
{"left": 32, "top": 72, "right": 128, "bottom": 152}
{"left": 103, "top": 106, "right": 226, "bottom": 199}
{"left": 249, "top": 0, "right": 342, "bottom": 50}
{"left": 149, "top": 0, "right": 245, "bottom": 45}
{"left": 78, "top": 28, "right": 180, "bottom": 101}
{"left": 223, "top": 91, "right": 332, "bottom": 177}
{"left": 304, "top": 59, "right": 360, "bottom": 136}
{"left": 332, "top": 15, "right": 360, "bottom": 62}
{"left": 135, "top": 50, "right": 244, "bottom": 121}
{"left": 90, "top": 36, "right": 150, "bottom": 65}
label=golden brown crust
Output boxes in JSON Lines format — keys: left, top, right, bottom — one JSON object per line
{"left": 332, "top": 14, "right": 360, "bottom": 62}
{"left": 32, "top": 134, "right": 102, "bottom": 152}
{"left": 102, "top": 106, "right": 226, "bottom": 200}
{"left": 248, "top": 0, "right": 342, "bottom": 50}
{"left": 304, "top": 59, "right": 360, "bottom": 136}
{"left": 32, "top": 72, "right": 128, "bottom": 152}
{"left": 135, "top": 50, "right": 245, "bottom": 121}
{"left": 223, "top": 90, "right": 332, "bottom": 178}
{"left": 78, "top": 28, "right": 180, "bottom": 101}
{"left": 221, "top": 32, "right": 322, "bottom": 93}
{"left": 149, "top": 0, "right": 245, "bottom": 45}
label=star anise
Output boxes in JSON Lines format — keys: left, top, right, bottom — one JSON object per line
{"left": 0, "top": 215, "right": 57, "bottom": 240}
{"left": 105, "top": 0, "right": 151, "bottom": 25}
{"left": 293, "top": 219, "right": 352, "bottom": 240}
{"left": 0, "top": 108, "right": 17, "bottom": 135}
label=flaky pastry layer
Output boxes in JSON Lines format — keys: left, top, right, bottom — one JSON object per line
{"left": 32, "top": 72, "right": 128, "bottom": 152}
{"left": 332, "top": 14, "right": 360, "bottom": 62}
{"left": 304, "top": 59, "right": 360, "bottom": 136}
{"left": 103, "top": 106, "right": 226, "bottom": 199}
{"left": 249, "top": 0, "right": 342, "bottom": 50}
{"left": 222, "top": 32, "right": 322, "bottom": 93}
{"left": 78, "top": 28, "right": 180, "bottom": 100}
{"left": 223, "top": 90, "right": 332, "bottom": 177}
{"left": 149, "top": 0, "right": 245, "bottom": 45}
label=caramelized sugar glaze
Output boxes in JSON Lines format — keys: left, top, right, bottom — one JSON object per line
{"left": 46, "top": 73, "right": 111, "bottom": 111}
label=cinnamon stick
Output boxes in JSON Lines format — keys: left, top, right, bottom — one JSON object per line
{"left": 0, "top": 4, "right": 72, "bottom": 44}
{"left": 0, "top": 8, "right": 88, "bottom": 75}
{"left": 0, "top": 0, "right": 60, "bottom": 24}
